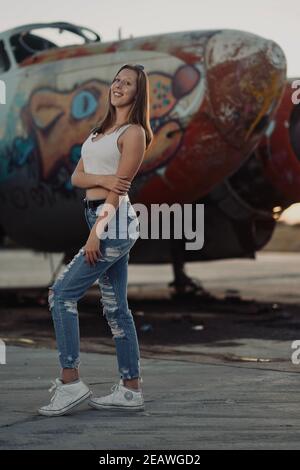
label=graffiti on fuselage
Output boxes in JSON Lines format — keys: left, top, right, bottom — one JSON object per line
{"left": 0, "top": 64, "right": 203, "bottom": 193}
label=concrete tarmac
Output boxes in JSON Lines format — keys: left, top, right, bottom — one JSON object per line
{"left": 1, "top": 251, "right": 300, "bottom": 449}
{"left": 0, "top": 343, "right": 300, "bottom": 450}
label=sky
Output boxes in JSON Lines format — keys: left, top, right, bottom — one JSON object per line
{"left": 1, "top": 0, "right": 299, "bottom": 223}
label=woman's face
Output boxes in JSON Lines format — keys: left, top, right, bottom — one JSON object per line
{"left": 110, "top": 68, "right": 138, "bottom": 107}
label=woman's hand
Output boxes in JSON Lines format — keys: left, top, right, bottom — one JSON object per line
{"left": 99, "top": 175, "right": 131, "bottom": 194}
{"left": 84, "top": 228, "right": 103, "bottom": 266}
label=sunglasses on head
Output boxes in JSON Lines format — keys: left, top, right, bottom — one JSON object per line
{"left": 122, "top": 63, "right": 145, "bottom": 71}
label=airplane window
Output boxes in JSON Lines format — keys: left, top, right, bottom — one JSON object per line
{"left": 10, "top": 32, "right": 58, "bottom": 63}
{"left": 0, "top": 41, "right": 10, "bottom": 72}
{"left": 9, "top": 23, "right": 100, "bottom": 64}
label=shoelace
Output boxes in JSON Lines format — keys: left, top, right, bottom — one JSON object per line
{"left": 110, "top": 377, "right": 143, "bottom": 393}
{"left": 48, "top": 379, "right": 61, "bottom": 403}
{"left": 111, "top": 383, "right": 120, "bottom": 393}
{"left": 48, "top": 380, "right": 58, "bottom": 393}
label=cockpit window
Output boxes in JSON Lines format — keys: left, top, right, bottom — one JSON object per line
{"left": 9, "top": 22, "right": 100, "bottom": 64}
{"left": 10, "top": 31, "right": 58, "bottom": 63}
{"left": 0, "top": 41, "right": 10, "bottom": 72}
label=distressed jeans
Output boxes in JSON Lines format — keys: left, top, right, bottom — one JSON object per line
{"left": 48, "top": 196, "right": 142, "bottom": 381}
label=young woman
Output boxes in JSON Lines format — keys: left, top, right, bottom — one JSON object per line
{"left": 38, "top": 63, "right": 153, "bottom": 416}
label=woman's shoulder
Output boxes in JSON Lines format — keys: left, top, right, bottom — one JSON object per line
{"left": 121, "top": 124, "right": 145, "bottom": 143}
{"left": 120, "top": 124, "right": 146, "bottom": 152}
{"left": 124, "top": 123, "right": 146, "bottom": 137}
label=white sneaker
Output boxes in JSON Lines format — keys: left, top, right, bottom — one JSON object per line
{"left": 38, "top": 378, "right": 92, "bottom": 417}
{"left": 89, "top": 379, "right": 145, "bottom": 411}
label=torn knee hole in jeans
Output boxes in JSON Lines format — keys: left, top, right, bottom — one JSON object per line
{"left": 106, "top": 317, "right": 126, "bottom": 338}
{"left": 48, "top": 289, "right": 78, "bottom": 314}
{"left": 105, "top": 246, "right": 123, "bottom": 259}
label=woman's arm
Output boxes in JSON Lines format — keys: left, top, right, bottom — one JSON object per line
{"left": 71, "top": 157, "right": 103, "bottom": 188}
{"left": 71, "top": 157, "right": 131, "bottom": 194}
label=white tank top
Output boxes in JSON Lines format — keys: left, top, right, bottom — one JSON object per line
{"left": 81, "top": 124, "right": 132, "bottom": 175}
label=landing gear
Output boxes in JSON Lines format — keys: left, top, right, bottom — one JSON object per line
{"left": 168, "top": 273, "right": 213, "bottom": 298}
{"left": 169, "top": 237, "right": 213, "bottom": 298}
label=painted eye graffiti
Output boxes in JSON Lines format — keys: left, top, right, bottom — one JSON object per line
{"left": 71, "top": 90, "right": 98, "bottom": 120}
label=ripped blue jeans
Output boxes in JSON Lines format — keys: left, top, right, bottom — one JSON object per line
{"left": 48, "top": 196, "right": 141, "bottom": 381}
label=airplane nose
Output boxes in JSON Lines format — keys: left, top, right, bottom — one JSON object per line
{"left": 205, "top": 30, "right": 287, "bottom": 149}
{"left": 255, "top": 78, "right": 300, "bottom": 202}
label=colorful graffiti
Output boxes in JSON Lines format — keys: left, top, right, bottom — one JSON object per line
{"left": 0, "top": 27, "right": 287, "bottom": 207}
{"left": 0, "top": 64, "right": 202, "bottom": 194}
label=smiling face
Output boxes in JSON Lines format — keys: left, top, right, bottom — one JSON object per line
{"left": 110, "top": 68, "right": 138, "bottom": 107}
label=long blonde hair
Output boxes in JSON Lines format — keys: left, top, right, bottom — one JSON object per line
{"left": 90, "top": 63, "right": 153, "bottom": 150}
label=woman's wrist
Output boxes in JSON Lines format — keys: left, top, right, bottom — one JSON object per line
{"left": 97, "top": 175, "right": 106, "bottom": 188}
